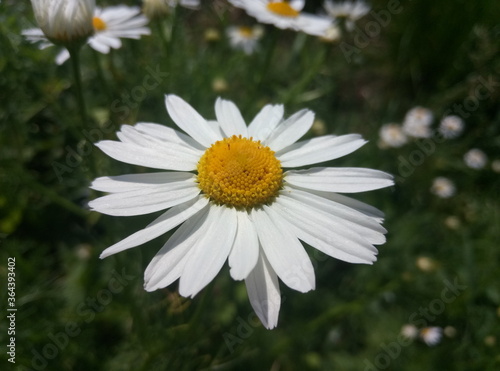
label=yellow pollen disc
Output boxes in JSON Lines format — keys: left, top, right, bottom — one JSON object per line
{"left": 93, "top": 17, "right": 107, "bottom": 31}
{"left": 238, "top": 26, "right": 254, "bottom": 38}
{"left": 197, "top": 135, "right": 283, "bottom": 208}
{"left": 266, "top": 2, "right": 300, "bottom": 17}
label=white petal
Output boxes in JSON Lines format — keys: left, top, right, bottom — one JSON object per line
{"left": 144, "top": 204, "right": 211, "bottom": 291}
{"left": 91, "top": 172, "right": 195, "bottom": 193}
{"left": 245, "top": 252, "right": 281, "bottom": 329}
{"left": 282, "top": 187, "right": 387, "bottom": 244}
{"left": 265, "top": 109, "right": 315, "bottom": 152}
{"left": 134, "top": 122, "right": 205, "bottom": 151}
{"left": 228, "top": 210, "right": 259, "bottom": 280}
{"left": 88, "top": 179, "right": 200, "bottom": 216}
{"left": 179, "top": 205, "right": 237, "bottom": 297}
{"left": 116, "top": 125, "right": 201, "bottom": 159}
{"left": 273, "top": 199, "right": 377, "bottom": 264}
{"left": 100, "top": 196, "right": 209, "bottom": 258}
{"left": 55, "top": 49, "right": 70, "bottom": 65}
{"left": 297, "top": 188, "right": 385, "bottom": 220}
{"left": 251, "top": 206, "right": 315, "bottom": 293}
{"left": 165, "top": 95, "right": 222, "bottom": 148}
{"left": 215, "top": 97, "right": 248, "bottom": 137}
{"left": 278, "top": 134, "right": 367, "bottom": 168}
{"left": 247, "top": 104, "right": 284, "bottom": 141}
{"left": 285, "top": 167, "right": 394, "bottom": 193}
{"left": 95, "top": 140, "right": 198, "bottom": 171}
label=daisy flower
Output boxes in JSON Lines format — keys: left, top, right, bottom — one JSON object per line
{"left": 228, "top": 0, "right": 333, "bottom": 37}
{"left": 28, "top": 0, "right": 95, "bottom": 46}
{"left": 24, "top": 5, "right": 150, "bottom": 65}
{"left": 402, "top": 106, "right": 434, "bottom": 138}
{"left": 439, "top": 115, "right": 464, "bottom": 139}
{"left": 378, "top": 123, "right": 407, "bottom": 148}
{"left": 430, "top": 177, "right": 456, "bottom": 199}
{"left": 420, "top": 327, "right": 443, "bottom": 346}
{"left": 226, "top": 25, "right": 265, "bottom": 55}
{"left": 324, "top": 0, "right": 370, "bottom": 31}
{"left": 89, "top": 95, "right": 393, "bottom": 329}
{"left": 464, "top": 148, "right": 487, "bottom": 170}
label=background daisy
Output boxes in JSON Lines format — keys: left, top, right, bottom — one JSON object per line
{"left": 324, "top": 0, "right": 370, "bottom": 31}
{"left": 226, "top": 25, "right": 264, "bottom": 55}
{"left": 228, "top": 0, "right": 333, "bottom": 36}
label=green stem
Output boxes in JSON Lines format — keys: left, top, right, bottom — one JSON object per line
{"left": 68, "top": 46, "right": 88, "bottom": 127}
{"left": 92, "top": 49, "right": 111, "bottom": 101}
{"left": 282, "top": 44, "right": 327, "bottom": 105}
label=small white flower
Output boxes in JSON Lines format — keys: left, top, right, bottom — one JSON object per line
{"left": 420, "top": 327, "right": 442, "bottom": 346}
{"left": 88, "top": 6, "right": 151, "bottom": 54}
{"left": 430, "top": 177, "right": 456, "bottom": 198}
{"left": 29, "top": 0, "right": 95, "bottom": 45}
{"left": 400, "top": 324, "right": 418, "bottom": 340}
{"left": 90, "top": 94, "right": 393, "bottom": 329}
{"left": 226, "top": 25, "right": 264, "bottom": 55}
{"left": 464, "top": 148, "right": 487, "bottom": 169}
{"left": 324, "top": 0, "right": 370, "bottom": 31}
{"left": 228, "top": 0, "right": 333, "bottom": 37}
{"left": 378, "top": 123, "right": 407, "bottom": 148}
{"left": 439, "top": 115, "right": 464, "bottom": 139}
{"left": 402, "top": 106, "right": 434, "bottom": 138}
{"left": 24, "top": 5, "right": 150, "bottom": 65}
{"left": 416, "top": 256, "right": 437, "bottom": 272}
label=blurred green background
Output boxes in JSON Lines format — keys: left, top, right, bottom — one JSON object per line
{"left": 1, "top": 0, "right": 499, "bottom": 370}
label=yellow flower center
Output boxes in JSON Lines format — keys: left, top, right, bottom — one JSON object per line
{"left": 93, "top": 17, "right": 107, "bottom": 31}
{"left": 197, "top": 135, "right": 283, "bottom": 208}
{"left": 266, "top": 2, "right": 300, "bottom": 17}
{"left": 238, "top": 26, "right": 254, "bottom": 38}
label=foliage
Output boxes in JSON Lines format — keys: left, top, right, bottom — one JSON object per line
{"left": 0, "top": 0, "right": 499, "bottom": 370}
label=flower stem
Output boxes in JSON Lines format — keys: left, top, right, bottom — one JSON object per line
{"left": 68, "top": 46, "right": 89, "bottom": 127}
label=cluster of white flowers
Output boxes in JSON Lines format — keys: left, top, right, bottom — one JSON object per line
{"left": 379, "top": 106, "right": 467, "bottom": 148}
{"left": 401, "top": 324, "right": 444, "bottom": 346}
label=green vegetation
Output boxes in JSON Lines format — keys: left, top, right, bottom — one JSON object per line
{"left": 0, "top": 0, "right": 499, "bottom": 370}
